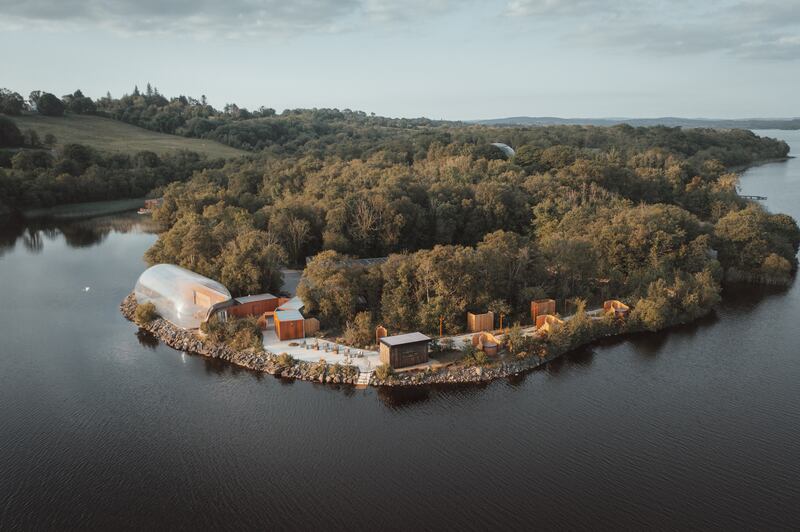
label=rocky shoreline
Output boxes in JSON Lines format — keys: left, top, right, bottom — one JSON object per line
{"left": 120, "top": 292, "right": 589, "bottom": 387}
{"left": 121, "top": 292, "right": 703, "bottom": 388}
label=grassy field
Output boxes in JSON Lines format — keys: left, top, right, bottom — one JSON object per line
{"left": 10, "top": 113, "right": 247, "bottom": 159}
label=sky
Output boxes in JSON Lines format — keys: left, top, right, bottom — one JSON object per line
{"left": 1, "top": 0, "right": 799, "bottom": 120}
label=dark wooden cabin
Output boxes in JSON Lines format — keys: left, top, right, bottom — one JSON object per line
{"left": 379, "top": 332, "right": 431, "bottom": 369}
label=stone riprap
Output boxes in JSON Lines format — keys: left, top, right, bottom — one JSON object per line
{"left": 121, "top": 292, "right": 627, "bottom": 387}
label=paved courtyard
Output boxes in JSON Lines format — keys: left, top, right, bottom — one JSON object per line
{"left": 263, "top": 334, "right": 381, "bottom": 372}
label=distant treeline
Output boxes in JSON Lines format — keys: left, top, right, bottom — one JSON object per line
{"left": 475, "top": 116, "right": 800, "bottom": 130}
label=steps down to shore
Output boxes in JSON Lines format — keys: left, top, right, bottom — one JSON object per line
{"left": 356, "top": 371, "right": 373, "bottom": 388}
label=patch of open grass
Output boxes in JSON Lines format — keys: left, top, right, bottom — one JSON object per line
{"left": 10, "top": 113, "right": 247, "bottom": 159}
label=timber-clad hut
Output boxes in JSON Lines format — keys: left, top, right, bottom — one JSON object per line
{"left": 274, "top": 309, "right": 305, "bottom": 341}
{"left": 380, "top": 332, "right": 431, "bottom": 369}
{"left": 228, "top": 293, "right": 279, "bottom": 318}
{"left": 531, "top": 299, "right": 556, "bottom": 324}
{"left": 467, "top": 311, "right": 494, "bottom": 333}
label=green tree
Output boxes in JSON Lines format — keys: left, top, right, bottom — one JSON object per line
{"left": 0, "top": 88, "right": 25, "bottom": 115}
{"left": 343, "top": 311, "right": 374, "bottom": 348}
{"left": 218, "top": 230, "right": 285, "bottom": 295}
{"left": 0, "top": 116, "right": 24, "bottom": 147}
{"left": 36, "top": 93, "right": 65, "bottom": 116}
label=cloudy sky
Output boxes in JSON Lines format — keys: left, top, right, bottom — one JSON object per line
{"left": 1, "top": 0, "right": 798, "bottom": 119}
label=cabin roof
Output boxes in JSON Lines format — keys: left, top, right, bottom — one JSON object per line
{"left": 380, "top": 332, "right": 431, "bottom": 347}
{"left": 235, "top": 293, "right": 277, "bottom": 304}
{"left": 277, "top": 295, "right": 304, "bottom": 311}
{"left": 275, "top": 309, "right": 304, "bottom": 322}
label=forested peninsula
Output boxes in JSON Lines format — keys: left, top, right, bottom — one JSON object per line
{"left": 3, "top": 86, "right": 799, "bottom": 384}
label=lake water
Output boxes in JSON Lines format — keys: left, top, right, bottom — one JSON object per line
{"left": 1, "top": 131, "right": 799, "bottom": 530}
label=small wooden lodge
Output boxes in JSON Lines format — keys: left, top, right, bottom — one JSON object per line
{"left": 604, "top": 300, "right": 630, "bottom": 318}
{"left": 467, "top": 311, "right": 494, "bottom": 333}
{"left": 531, "top": 299, "right": 556, "bottom": 324}
{"left": 274, "top": 309, "right": 305, "bottom": 341}
{"left": 228, "top": 293, "right": 279, "bottom": 318}
{"left": 380, "top": 332, "right": 431, "bottom": 369}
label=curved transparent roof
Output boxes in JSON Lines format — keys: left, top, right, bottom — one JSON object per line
{"left": 491, "top": 142, "right": 516, "bottom": 157}
{"left": 134, "top": 264, "right": 232, "bottom": 329}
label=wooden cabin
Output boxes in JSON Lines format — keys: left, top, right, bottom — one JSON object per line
{"left": 467, "top": 311, "right": 494, "bottom": 333}
{"left": 228, "top": 293, "right": 279, "bottom": 318}
{"left": 274, "top": 310, "right": 305, "bottom": 341}
{"left": 379, "top": 332, "right": 431, "bottom": 369}
{"left": 531, "top": 299, "right": 556, "bottom": 324}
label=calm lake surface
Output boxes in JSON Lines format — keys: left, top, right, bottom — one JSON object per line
{"left": 1, "top": 130, "right": 799, "bottom": 530}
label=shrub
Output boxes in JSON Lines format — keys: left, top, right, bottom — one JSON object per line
{"left": 228, "top": 327, "right": 261, "bottom": 351}
{"left": 462, "top": 343, "right": 491, "bottom": 366}
{"left": 201, "top": 314, "right": 263, "bottom": 352}
{"left": 761, "top": 253, "right": 792, "bottom": 281}
{"left": 375, "top": 363, "right": 392, "bottom": 380}
{"left": 343, "top": 311, "right": 373, "bottom": 348}
{"left": 134, "top": 302, "right": 158, "bottom": 324}
{"left": 504, "top": 324, "right": 526, "bottom": 356}
{"left": 276, "top": 352, "right": 296, "bottom": 368}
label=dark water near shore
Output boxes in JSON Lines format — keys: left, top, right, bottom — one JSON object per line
{"left": 2, "top": 131, "right": 799, "bottom": 530}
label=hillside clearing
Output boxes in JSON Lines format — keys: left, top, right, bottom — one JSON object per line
{"left": 10, "top": 113, "right": 247, "bottom": 158}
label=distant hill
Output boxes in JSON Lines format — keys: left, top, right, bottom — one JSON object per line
{"left": 470, "top": 116, "right": 800, "bottom": 130}
{"left": 9, "top": 113, "right": 247, "bottom": 158}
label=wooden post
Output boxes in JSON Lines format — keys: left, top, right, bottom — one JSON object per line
{"left": 439, "top": 316, "right": 444, "bottom": 337}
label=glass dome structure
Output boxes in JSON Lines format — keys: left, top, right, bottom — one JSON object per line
{"left": 490, "top": 142, "right": 516, "bottom": 157}
{"left": 134, "top": 264, "right": 232, "bottom": 329}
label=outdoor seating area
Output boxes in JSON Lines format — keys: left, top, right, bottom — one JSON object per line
{"left": 262, "top": 335, "right": 382, "bottom": 372}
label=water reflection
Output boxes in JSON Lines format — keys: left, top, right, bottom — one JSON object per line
{"left": 720, "top": 282, "right": 791, "bottom": 311}
{"left": 377, "top": 385, "right": 432, "bottom": 407}
{"left": 0, "top": 209, "right": 160, "bottom": 256}
{"left": 135, "top": 329, "right": 160, "bottom": 350}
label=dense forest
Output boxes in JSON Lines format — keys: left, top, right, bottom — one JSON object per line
{"left": 139, "top": 121, "right": 798, "bottom": 335}
{"left": 2, "top": 86, "right": 798, "bottom": 337}
{"left": 0, "top": 135, "right": 221, "bottom": 211}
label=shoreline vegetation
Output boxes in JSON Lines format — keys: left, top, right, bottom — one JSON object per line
{"left": 121, "top": 291, "right": 719, "bottom": 387}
